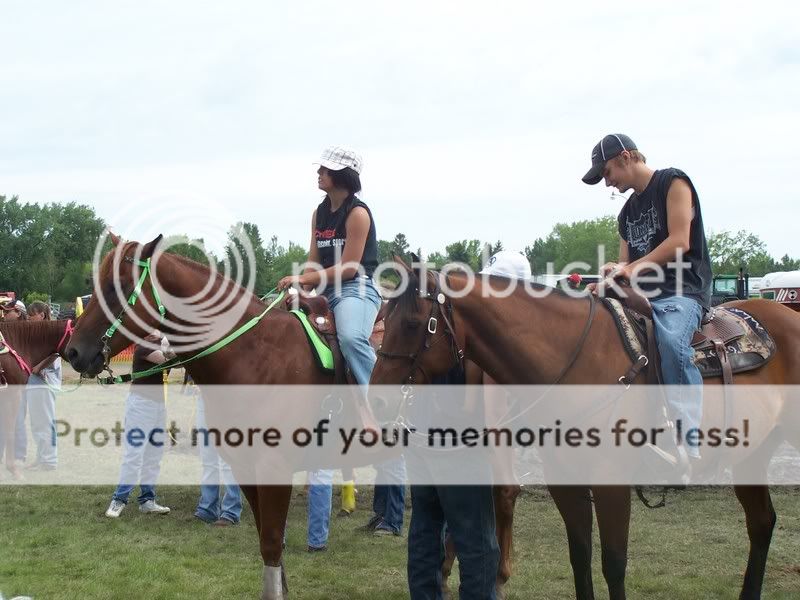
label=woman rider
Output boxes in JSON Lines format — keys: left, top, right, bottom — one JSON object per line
{"left": 277, "top": 146, "right": 393, "bottom": 550}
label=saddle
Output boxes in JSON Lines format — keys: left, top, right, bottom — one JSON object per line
{"left": 602, "top": 283, "right": 776, "bottom": 384}
{"left": 284, "top": 291, "right": 387, "bottom": 384}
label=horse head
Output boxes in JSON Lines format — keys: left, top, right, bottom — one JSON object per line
{"left": 65, "top": 232, "right": 164, "bottom": 376}
{"left": 371, "top": 254, "right": 465, "bottom": 387}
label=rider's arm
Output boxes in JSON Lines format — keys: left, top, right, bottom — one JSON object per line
{"left": 625, "top": 178, "right": 693, "bottom": 275}
{"left": 618, "top": 237, "right": 629, "bottom": 265}
{"left": 301, "top": 210, "right": 322, "bottom": 291}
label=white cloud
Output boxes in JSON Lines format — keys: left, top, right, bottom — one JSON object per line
{"left": 1, "top": 0, "right": 798, "bottom": 258}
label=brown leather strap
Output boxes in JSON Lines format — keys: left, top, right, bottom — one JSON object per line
{"left": 713, "top": 340, "right": 734, "bottom": 385}
{"left": 645, "top": 318, "right": 662, "bottom": 385}
{"left": 619, "top": 354, "right": 649, "bottom": 388}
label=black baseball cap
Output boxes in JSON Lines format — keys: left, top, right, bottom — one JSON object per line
{"left": 581, "top": 134, "right": 638, "bottom": 185}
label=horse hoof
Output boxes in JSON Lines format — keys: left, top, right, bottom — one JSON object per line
{"left": 262, "top": 565, "right": 285, "bottom": 600}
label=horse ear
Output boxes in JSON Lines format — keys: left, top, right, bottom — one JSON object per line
{"left": 410, "top": 252, "right": 420, "bottom": 264}
{"left": 141, "top": 234, "right": 163, "bottom": 259}
{"left": 392, "top": 255, "right": 412, "bottom": 273}
{"left": 108, "top": 230, "right": 122, "bottom": 246}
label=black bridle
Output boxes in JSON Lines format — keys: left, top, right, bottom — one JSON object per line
{"left": 376, "top": 272, "right": 465, "bottom": 386}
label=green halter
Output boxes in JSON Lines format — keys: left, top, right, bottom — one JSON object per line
{"left": 97, "top": 255, "right": 286, "bottom": 384}
{"left": 103, "top": 258, "right": 165, "bottom": 341}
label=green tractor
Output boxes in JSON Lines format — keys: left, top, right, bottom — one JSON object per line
{"left": 710, "top": 268, "right": 750, "bottom": 306}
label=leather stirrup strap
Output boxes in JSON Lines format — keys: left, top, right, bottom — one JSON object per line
{"left": 713, "top": 340, "right": 734, "bottom": 385}
{"left": 645, "top": 319, "right": 662, "bottom": 385}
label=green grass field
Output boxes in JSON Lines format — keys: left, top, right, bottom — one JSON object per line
{"left": 1, "top": 485, "right": 799, "bottom": 599}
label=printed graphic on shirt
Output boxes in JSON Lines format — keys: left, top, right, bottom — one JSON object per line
{"left": 625, "top": 204, "right": 661, "bottom": 254}
{"left": 315, "top": 228, "right": 346, "bottom": 250}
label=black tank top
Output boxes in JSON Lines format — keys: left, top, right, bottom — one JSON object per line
{"left": 314, "top": 195, "right": 378, "bottom": 278}
{"left": 617, "top": 168, "right": 712, "bottom": 308}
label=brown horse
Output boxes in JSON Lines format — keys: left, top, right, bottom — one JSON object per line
{"left": 64, "top": 234, "right": 407, "bottom": 600}
{"left": 0, "top": 319, "right": 74, "bottom": 478}
{"left": 370, "top": 260, "right": 800, "bottom": 600}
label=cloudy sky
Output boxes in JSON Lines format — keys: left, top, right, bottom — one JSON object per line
{"left": 2, "top": 1, "right": 798, "bottom": 259}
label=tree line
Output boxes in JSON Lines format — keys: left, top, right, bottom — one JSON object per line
{"left": 2, "top": 194, "right": 798, "bottom": 303}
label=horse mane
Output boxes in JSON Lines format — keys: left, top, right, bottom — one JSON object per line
{"left": 161, "top": 251, "right": 271, "bottom": 315}
{"left": 0, "top": 319, "right": 68, "bottom": 355}
{"left": 388, "top": 268, "right": 579, "bottom": 317}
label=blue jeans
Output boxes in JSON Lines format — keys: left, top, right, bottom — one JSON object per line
{"left": 307, "top": 278, "right": 382, "bottom": 544}
{"left": 651, "top": 296, "right": 704, "bottom": 458}
{"left": 195, "top": 397, "right": 242, "bottom": 523}
{"left": 26, "top": 374, "right": 58, "bottom": 467}
{"left": 112, "top": 391, "right": 167, "bottom": 504}
{"left": 408, "top": 484, "right": 499, "bottom": 600}
{"left": 323, "top": 277, "right": 382, "bottom": 387}
{"left": 373, "top": 456, "right": 407, "bottom": 533}
{"left": 307, "top": 468, "right": 334, "bottom": 548}
{"left": 406, "top": 433, "right": 498, "bottom": 600}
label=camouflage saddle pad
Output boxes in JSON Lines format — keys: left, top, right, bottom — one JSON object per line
{"left": 603, "top": 300, "right": 776, "bottom": 380}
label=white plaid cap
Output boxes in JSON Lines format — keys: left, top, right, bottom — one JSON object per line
{"left": 315, "top": 146, "right": 363, "bottom": 174}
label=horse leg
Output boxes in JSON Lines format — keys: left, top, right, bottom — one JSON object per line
{"left": 240, "top": 484, "right": 262, "bottom": 532}
{"left": 734, "top": 485, "right": 776, "bottom": 600}
{"left": 549, "top": 485, "right": 595, "bottom": 600}
{"left": 494, "top": 484, "right": 521, "bottom": 599}
{"left": 592, "top": 486, "right": 630, "bottom": 600}
{"left": 253, "top": 484, "right": 293, "bottom": 600}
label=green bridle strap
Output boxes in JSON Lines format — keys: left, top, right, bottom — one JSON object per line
{"left": 99, "top": 289, "right": 286, "bottom": 384}
{"left": 103, "top": 258, "right": 165, "bottom": 340}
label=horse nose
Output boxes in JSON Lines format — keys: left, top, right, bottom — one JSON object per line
{"left": 65, "top": 346, "right": 79, "bottom": 365}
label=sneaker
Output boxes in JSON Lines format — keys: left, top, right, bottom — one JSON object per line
{"left": 139, "top": 500, "right": 170, "bottom": 514}
{"left": 357, "top": 513, "right": 383, "bottom": 532}
{"left": 105, "top": 500, "right": 126, "bottom": 518}
{"left": 373, "top": 520, "right": 401, "bottom": 537}
{"left": 307, "top": 545, "right": 328, "bottom": 553}
{"left": 213, "top": 517, "right": 237, "bottom": 527}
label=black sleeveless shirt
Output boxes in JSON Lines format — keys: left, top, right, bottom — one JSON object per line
{"left": 617, "top": 168, "right": 712, "bottom": 308}
{"left": 314, "top": 195, "right": 378, "bottom": 278}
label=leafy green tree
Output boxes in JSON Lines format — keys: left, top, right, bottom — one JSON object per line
{"left": 224, "top": 222, "right": 271, "bottom": 293}
{"left": 165, "top": 235, "right": 214, "bottom": 265}
{"left": 0, "top": 196, "right": 105, "bottom": 301}
{"left": 264, "top": 236, "right": 308, "bottom": 291}
{"left": 526, "top": 216, "right": 619, "bottom": 274}
{"left": 444, "top": 239, "right": 483, "bottom": 271}
{"left": 774, "top": 254, "right": 800, "bottom": 272}
{"left": 706, "top": 230, "right": 791, "bottom": 276}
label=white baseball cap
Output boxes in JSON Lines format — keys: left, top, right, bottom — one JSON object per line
{"left": 314, "top": 146, "right": 363, "bottom": 175}
{"left": 480, "top": 251, "right": 532, "bottom": 280}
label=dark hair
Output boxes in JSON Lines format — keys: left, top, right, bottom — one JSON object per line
{"left": 28, "top": 301, "right": 52, "bottom": 320}
{"left": 328, "top": 167, "right": 362, "bottom": 195}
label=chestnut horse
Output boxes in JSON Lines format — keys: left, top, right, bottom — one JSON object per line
{"left": 60, "top": 234, "right": 450, "bottom": 599}
{"left": 0, "top": 319, "right": 74, "bottom": 478}
{"left": 370, "top": 260, "right": 800, "bottom": 600}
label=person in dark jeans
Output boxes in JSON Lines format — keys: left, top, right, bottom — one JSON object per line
{"left": 406, "top": 365, "right": 500, "bottom": 600}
